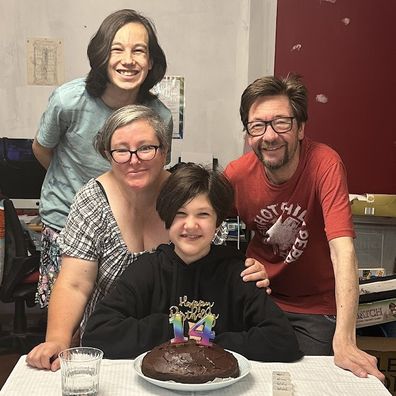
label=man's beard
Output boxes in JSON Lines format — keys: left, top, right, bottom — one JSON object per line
{"left": 255, "top": 143, "right": 290, "bottom": 170}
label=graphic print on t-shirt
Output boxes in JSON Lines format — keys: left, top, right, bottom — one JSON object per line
{"left": 253, "top": 201, "right": 309, "bottom": 264}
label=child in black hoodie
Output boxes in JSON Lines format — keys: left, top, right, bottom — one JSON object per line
{"left": 82, "top": 163, "right": 303, "bottom": 362}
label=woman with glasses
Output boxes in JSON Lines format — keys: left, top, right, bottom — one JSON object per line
{"left": 26, "top": 105, "right": 269, "bottom": 371}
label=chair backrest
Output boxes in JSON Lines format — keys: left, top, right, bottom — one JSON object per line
{"left": 0, "top": 198, "right": 39, "bottom": 301}
{"left": 4, "top": 199, "right": 27, "bottom": 259}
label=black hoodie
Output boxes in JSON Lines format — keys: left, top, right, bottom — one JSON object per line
{"left": 82, "top": 243, "right": 303, "bottom": 362}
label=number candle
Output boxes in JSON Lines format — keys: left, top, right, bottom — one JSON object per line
{"left": 189, "top": 314, "right": 215, "bottom": 346}
{"left": 170, "top": 313, "right": 188, "bottom": 344}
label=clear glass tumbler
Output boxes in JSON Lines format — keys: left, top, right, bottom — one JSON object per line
{"left": 59, "top": 347, "right": 103, "bottom": 396}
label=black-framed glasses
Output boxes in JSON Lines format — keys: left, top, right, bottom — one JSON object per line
{"left": 246, "top": 117, "right": 295, "bottom": 137}
{"left": 110, "top": 144, "right": 161, "bottom": 163}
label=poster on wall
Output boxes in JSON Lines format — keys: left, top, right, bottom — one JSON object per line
{"left": 26, "top": 38, "right": 64, "bottom": 86}
{"left": 151, "top": 76, "right": 185, "bottom": 139}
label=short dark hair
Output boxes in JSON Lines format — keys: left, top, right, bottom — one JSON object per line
{"left": 240, "top": 74, "right": 308, "bottom": 129}
{"left": 157, "top": 163, "right": 234, "bottom": 229}
{"left": 86, "top": 9, "right": 166, "bottom": 101}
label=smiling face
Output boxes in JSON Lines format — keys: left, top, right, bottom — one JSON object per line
{"left": 109, "top": 119, "right": 166, "bottom": 190}
{"left": 247, "top": 95, "right": 305, "bottom": 183}
{"left": 106, "top": 22, "right": 152, "bottom": 97}
{"left": 169, "top": 193, "right": 218, "bottom": 265}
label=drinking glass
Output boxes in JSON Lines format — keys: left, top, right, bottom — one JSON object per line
{"left": 59, "top": 347, "right": 103, "bottom": 396}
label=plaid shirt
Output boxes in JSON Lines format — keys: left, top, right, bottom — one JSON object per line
{"left": 58, "top": 179, "right": 147, "bottom": 334}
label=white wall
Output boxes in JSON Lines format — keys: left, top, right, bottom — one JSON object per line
{"left": 0, "top": 0, "right": 277, "bottom": 168}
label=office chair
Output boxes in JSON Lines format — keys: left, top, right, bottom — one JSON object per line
{"left": 0, "top": 198, "right": 44, "bottom": 354}
{"left": 0, "top": 137, "right": 46, "bottom": 200}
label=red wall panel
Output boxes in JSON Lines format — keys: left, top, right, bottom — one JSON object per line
{"left": 275, "top": 0, "right": 396, "bottom": 193}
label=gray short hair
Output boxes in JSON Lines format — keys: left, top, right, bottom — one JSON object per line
{"left": 95, "top": 105, "right": 169, "bottom": 159}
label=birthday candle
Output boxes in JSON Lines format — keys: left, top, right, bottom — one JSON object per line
{"left": 189, "top": 314, "right": 215, "bottom": 346}
{"left": 170, "top": 313, "right": 188, "bottom": 344}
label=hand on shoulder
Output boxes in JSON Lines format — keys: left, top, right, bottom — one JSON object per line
{"left": 241, "top": 257, "right": 271, "bottom": 294}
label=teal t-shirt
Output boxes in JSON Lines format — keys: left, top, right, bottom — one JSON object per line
{"left": 37, "top": 77, "right": 172, "bottom": 230}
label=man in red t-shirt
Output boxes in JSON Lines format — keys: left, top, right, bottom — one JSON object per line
{"left": 224, "top": 75, "right": 383, "bottom": 381}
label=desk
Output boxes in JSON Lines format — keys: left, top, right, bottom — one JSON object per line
{"left": 0, "top": 355, "right": 389, "bottom": 395}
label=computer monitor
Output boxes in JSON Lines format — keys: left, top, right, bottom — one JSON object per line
{"left": 0, "top": 138, "right": 46, "bottom": 209}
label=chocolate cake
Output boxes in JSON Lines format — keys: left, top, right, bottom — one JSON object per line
{"left": 141, "top": 339, "right": 239, "bottom": 384}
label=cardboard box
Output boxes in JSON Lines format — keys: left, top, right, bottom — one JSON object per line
{"left": 350, "top": 194, "right": 396, "bottom": 217}
{"left": 360, "top": 276, "right": 396, "bottom": 295}
{"left": 357, "top": 298, "right": 396, "bottom": 328}
{"left": 359, "top": 268, "right": 386, "bottom": 280}
{"left": 357, "top": 336, "right": 396, "bottom": 395}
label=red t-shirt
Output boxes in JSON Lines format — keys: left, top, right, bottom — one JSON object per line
{"left": 224, "top": 137, "right": 355, "bottom": 315}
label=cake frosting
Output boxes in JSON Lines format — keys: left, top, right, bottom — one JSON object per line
{"left": 141, "top": 339, "right": 239, "bottom": 384}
